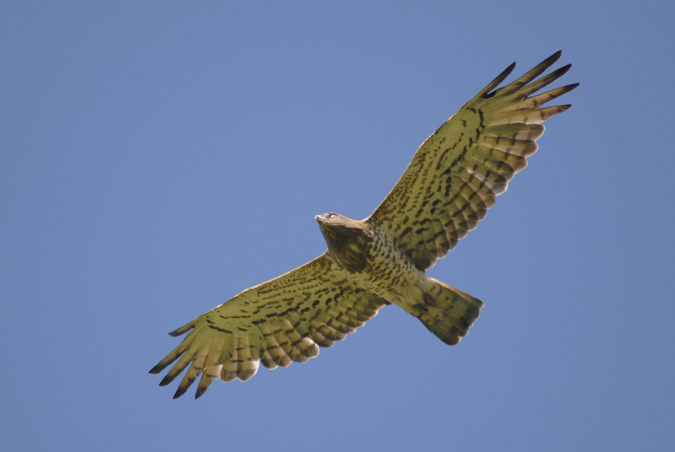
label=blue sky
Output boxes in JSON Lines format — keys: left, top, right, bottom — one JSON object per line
{"left": 2, "top": 1, "right": 673, "bottom": 451}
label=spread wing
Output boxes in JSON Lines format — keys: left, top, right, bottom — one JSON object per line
{"left": 367, "top": 51, "right": 578, "bottom": 270}
{"left": 149, "top": 254, "right": 386, "bottom": 399}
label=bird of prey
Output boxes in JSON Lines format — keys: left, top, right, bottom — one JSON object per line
{"left": 150, "top": 51, "right": 577, "bottom": 399}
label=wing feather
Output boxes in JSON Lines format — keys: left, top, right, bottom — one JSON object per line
{"left": 150, "top": 254, "right": 386, "bottom": 398}
{"left": 367, "top": 51, "right": 577, "bottom": 269}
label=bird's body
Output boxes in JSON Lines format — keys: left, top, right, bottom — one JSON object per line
{"left": 316, "top": 213, "right": 482, "bottom": 345}
{"left": 150, "top": 51, "right": 578, "bottom": 398}
{"left": 317, "top": 213, "right": 425, "bottom": 306}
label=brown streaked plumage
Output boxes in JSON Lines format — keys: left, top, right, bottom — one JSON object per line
{"left": 150, "top": 51, "right": 578, "bottom": 398}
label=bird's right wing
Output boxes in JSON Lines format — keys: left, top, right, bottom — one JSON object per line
{"left": 149, "top": 253, "right": 387, "bottom": 399}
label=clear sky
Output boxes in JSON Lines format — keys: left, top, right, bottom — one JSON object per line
{"left": 2, "top": 1, "right": 673, "bottom": 451}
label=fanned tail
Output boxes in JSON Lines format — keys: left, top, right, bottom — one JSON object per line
{"left": 416, "top": 278, "right": 484, "bottom": 345}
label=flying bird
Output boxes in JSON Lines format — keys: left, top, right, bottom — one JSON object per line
{"left": 150, "top": 51, "right": 577, "bottom": 399}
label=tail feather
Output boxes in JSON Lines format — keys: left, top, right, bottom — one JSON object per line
{"left": 417, "top": 278, "right": 484, "bottom": 345}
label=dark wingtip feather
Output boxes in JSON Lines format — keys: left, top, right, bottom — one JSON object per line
{"left": 550, "top": 49, "right": 563, "bottom": 60}
{"left": 148, "top": 363, "right": 164, "bottom": 375}
{"left": 503, "top": 61, "right": 517, "bottom": 77}
{"left": 169, "top": 323, "right": 194, "bottom": 337}
{"left": 551, "top": 63, "right": 572, "bottom": 79}
{"left": 159, "top": 373, "right": 177, "bottom": 387}
{"left": 481, "top": 62, "right": 516, "bottom": 99}
{"left": 541, "top": 50, "right": 563, "bottom": 68}
{"left": 195, "top": 387, "right": 207, "bottom": 399}
{"left": 148, "top": 348, "right": 184, "bottom": 375}
{"left": 173, "top": 388, "right": 186, "bottom": 399}
{"left": 173, "top": 383, "right": 191, "bottom": 399}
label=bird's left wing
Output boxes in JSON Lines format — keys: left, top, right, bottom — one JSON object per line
{"left": 150, "top": 253, "right": 386, "bottom": 399}
{"left": 367, "top": 51, "right": 578, "bottom": 270}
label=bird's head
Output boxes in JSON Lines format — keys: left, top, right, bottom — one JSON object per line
{"left": 315, "top": 212, "right": 345, "bottom": 225}
{"left": 315, "top": 213, "right": 374, "bottom": 272}
{"left": 315, "top": 212, "right": 367, "bottom": 233}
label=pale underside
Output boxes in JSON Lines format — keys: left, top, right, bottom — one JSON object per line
{"left": 150, "top": 51, "right": 577, "bottom": 398}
